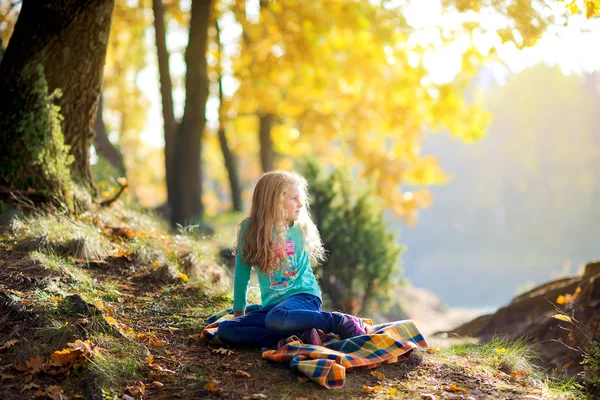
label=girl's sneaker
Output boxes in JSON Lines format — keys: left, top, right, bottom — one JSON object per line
{"left": 334, "top": 312, "right": 367, "bottom": 339}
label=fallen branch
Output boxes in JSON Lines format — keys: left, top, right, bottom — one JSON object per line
{"left": 100, "top": 179, "right": 128, "bottom": 207}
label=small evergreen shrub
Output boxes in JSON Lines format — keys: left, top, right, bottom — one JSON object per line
{"left": 302, "top": 161, "right": 404, "bottom": 314}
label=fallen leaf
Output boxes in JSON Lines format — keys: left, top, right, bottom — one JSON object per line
{"left": 235, "top": 369, "right": 251, "bottom": 378}
{"left": 205, "top": 381, "right": 222, "bottom": 393}
{"left": 362, "top": 385, "right": 382, "bottom": 392}
{"left": 0, "top": 339, "right": 19, "bottom": 351}
{"left": 212, "top": 347, "right": 235, "bottom": 356}
{"left": 46, "top": 385, "right": 64, "bottom": 400}
{"left": 421, "top": 394, "right": 438, "bottom": 400}
{"left": 552, "top": 314, "right": 572, "bottom": 323}
{"left": 14, "top": 360, "right": 28, "bottom": 371}
{"left": 125, "top": 381, "right": 146, "bottom": 397}
{"left": 426, "top": 347, "right": 439, "bottom": 353}
{"left": 1, "top": 374, "right": 17, "bottom": 380}
{"left": 50, "top": 348, "right": 82, "bottom": 367}
{"left": 34, "top": 389, "right": 45, "bottom": 397}
{"left": 21, "top": 382, "right": 40, "bottom": 392}
{"left": 178, "top": 273, "right": 189, "bottom": 282}
{"left": 443, "top": 383, "right": 468, "bottom": 393}
{"left": 26, "top": 355, "right": 46, "bottom": 374}
{"left": 370, "top": 370, "right": 386, "bottom": 380}
{"left": 568, "top": 332, "right": 574, "bottom": 341}
{"left": 148, "top": 336, "right": 167, "bottom": 347}
{"left": 153, "top": 381, "right": 164, "bottom": 388}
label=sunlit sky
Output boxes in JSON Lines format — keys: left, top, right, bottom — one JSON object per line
{"left": 136, "top": 0, "right": 600, "bottom": 148}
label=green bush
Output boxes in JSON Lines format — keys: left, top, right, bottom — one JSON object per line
{"left": 302, "top": 161, "right": 403, "bottom": 315}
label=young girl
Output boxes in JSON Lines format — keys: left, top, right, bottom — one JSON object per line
{"left": 217, "top": 170, "right": 367, "bottom": 347}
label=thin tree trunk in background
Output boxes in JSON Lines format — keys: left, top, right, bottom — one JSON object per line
{"left": 217, "top": 121, "right": 242, "bottom": 212}
{"left": 0, "top": 0, "right": 114, "bottom": 194}
{"left": 215, "top": 20, "right": 242, "bottom": 212}
{"left": 259, "top": 113, "right": 275, "bottom": 172}
{"left": 152, "top": 0, "right": 178, "bottom": 219}
{"left": 93, "top": 94, "right": 125, "bottom": 173}
{"left": 171, "top": 0, "right": 212, "bottom": 226}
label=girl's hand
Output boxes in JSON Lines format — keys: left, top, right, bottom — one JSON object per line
{"left": 233, "top": 311, "right": 245, "bottom": 318}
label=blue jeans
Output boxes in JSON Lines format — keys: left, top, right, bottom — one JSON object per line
{"left": 217, "top": 293, "right": 343, "bottom": 347}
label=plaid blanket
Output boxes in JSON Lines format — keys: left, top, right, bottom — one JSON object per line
{"left": 201, "top": 306, "right": 428, "bottom": 389}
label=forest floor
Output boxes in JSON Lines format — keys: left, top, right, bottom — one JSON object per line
{"left": 0, "top": 205, "right": 587, "bottom": 400}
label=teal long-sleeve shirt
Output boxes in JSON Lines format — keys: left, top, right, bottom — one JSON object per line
{"left": 233, "top": 221, "right": 322, "bottom": 313}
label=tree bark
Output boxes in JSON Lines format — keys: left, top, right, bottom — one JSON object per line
{"left": 0, "top": 0, "right": 114, "bottom": 202}
{"left": 93, "top": 95, "right": 125, "bottom": 173}
{"left": 171, "top": 0, "right": 212, "bottom": 226}
{"left": 0, "top": 0, "right": 114, "bottom": 192}
{"left": 259, "top": 113, "right": 275, "bottom": 172}
{"left": 152, "top": 0, "right": 178, "bottom": 219}
{"left": 215, "top": 20, "right": 242, "bottom": 212}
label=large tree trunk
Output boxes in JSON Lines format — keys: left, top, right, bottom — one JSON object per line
{"left": 0, "top": 0, "right": 114, "bottom": 195}
{"left": 171, "top": 0, "right": 212, "bottom": 226}
{"left": 152, "top": 0, "right": 178, "bottom": 220}
{"left": 215, "top": 20, "right": 242, "bottom": 212}
{"left": 93, "top": 95, "right": 125, "bottom": 173}
{"left": 259, "top": 113, "right": 275, "bottom": 172}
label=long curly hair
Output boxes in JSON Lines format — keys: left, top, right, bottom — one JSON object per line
{"left": 236, "top": 170, "right": 326, "bottom": 273}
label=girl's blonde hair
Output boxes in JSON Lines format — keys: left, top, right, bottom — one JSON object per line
{"left": 236, "top": 170, "right": 326, "bottom": 273}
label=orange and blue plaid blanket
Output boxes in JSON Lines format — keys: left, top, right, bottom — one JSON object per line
{"left": 201, "top": 307, "right": 428, "bottom": 389}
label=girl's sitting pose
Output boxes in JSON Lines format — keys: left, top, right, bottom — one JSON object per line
{"left": 217, "top": 170, "right": 367, "bottom": 347}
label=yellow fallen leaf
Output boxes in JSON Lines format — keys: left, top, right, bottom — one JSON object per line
{"left": 153, "top": 381, "right": 164, "bottom": 388}
{"left": 426, "top": 347, "right": 439, "bottom": 353}
{"left": 362, "top": 385, "right": 382, "bottom": 392}
{"left": 552, "top": 314, "right": 572, "bottom": 323}
{"left": 370, "top": 370, "right": 386, "bottom": 380}
{"left": 178, "top": 273, "right": 189, "bottom": 282}
{"left": 389, "top": 387, "right": 398, "bottom": 394}
{"left": 443, "top": 383, "right": 468, "bottom": 393}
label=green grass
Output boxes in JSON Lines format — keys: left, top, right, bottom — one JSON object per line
{"left": 12, "top": 213, "right": 112, "bottom": 260}
{"left": 29, "top": 251, "right": 96, "bottom": 293}
{"left": 448, "top": 336, "right": 537, "bottom": 374}
{"left": 445, "top": 336, "right": 587, "bottom": 399}
{"left": 86, "top": 335, "right": 146, "bottom": 390}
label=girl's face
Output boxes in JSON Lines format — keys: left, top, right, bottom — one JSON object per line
{"left": 283, "top": 185, "right": 302, "bottom": 223}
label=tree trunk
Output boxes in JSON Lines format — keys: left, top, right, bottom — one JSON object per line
{"left": 215, "top": 20, "right": 242, "bottom": 212}
{"left": 0, "top": 0, "right": 114, "bottom": 203}
{"left": 218, "top": 126, "right": 243, "bottom": 212}
{"left": 259, "top": 113, "right": 275, "bottom": 172}
{"left": 152, "top": 0, "right": 178, "bottom": 219}
{"left": 93, "top": 95, "right": 125, "bottom": 173}
{"left": 171, "top": 0, "right": 212, "bottom": 226}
